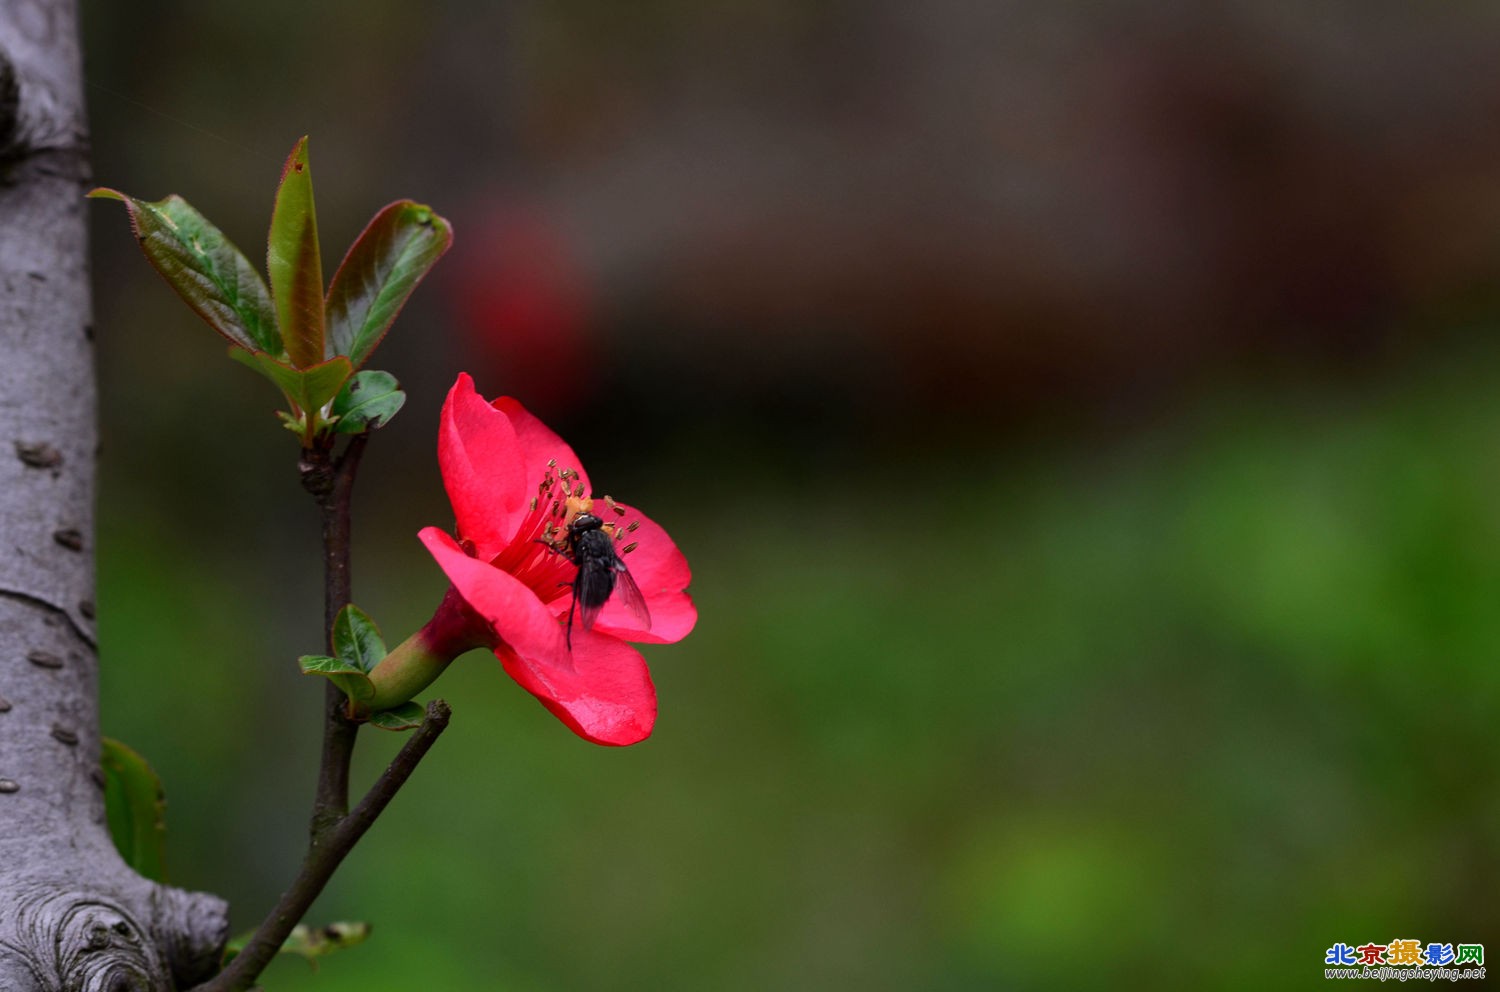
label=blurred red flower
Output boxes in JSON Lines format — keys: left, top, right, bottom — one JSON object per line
{"left": 447, "top": 203, "right": 593, "bottom": 415}
{"left": 419, "top": 373, "right": 695, "bottom": 745}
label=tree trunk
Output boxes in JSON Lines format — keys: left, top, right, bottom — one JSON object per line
{"left": 0, "top": 2, "right": 227, "bottom": 988}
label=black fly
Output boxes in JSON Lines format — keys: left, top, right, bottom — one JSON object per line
{"left": 563, "top": 512, "right": 650, "bottom": 647}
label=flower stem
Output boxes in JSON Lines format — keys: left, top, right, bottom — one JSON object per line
{"left": 360, "top": 585, "right": 491, "bottom": 714}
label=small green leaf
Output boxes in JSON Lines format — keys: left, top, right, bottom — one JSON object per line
{"left": 299, "top": 654, "right": 376, "bottom": 704}
{"left": 89, "top": 188, "right": 281, "bottom": 354}
{"left": 332, "top": 604, "right": 387, "bottom": 672}
{"left": 230, "top": 349, "right": 352, "bottom": 415}
{"left": 267, "top": 136, "right": 326, "bottom": 368}
{"left": 330, "top": 370, "right": 406, "bottom": 434}
{"left": 275, "top": 409, "right": 304, "bottom": 435}
{"left": 100, "top": 737, "right": 169, "bottom": 883}
{"left": 366, "top": 701, "right": 425, "bottom": 732}
{"left": 325, "top": 199, "right": 453, "bottom": 368}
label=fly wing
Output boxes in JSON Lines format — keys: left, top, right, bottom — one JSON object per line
{"left": 612, "top": 559, "right": 653, "bottom": 631}
{"left": 573, "top": 563, "right": 615, "bottom": 634}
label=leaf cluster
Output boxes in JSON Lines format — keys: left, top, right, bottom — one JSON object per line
{"left": 299, "top": 605, "right": 424, "bottom": 730}
{"left": 90, "top": 136, "right": 452, "bottom": 444}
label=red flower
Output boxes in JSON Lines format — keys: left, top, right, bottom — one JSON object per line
{"left": 407, "top": 373, "right": 694, "bottom": 745}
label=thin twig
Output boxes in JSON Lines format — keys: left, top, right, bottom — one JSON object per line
{"left": 305, "top": 433, "right": 369, "bottom": 839}
{"left": 191, "top": 700, "right": 452, "bottom": 992}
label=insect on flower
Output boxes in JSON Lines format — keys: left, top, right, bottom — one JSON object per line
{"left": 556, "top": 511, "right": 651, "bottom": 648}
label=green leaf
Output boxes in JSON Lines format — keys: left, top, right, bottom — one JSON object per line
{"left": 366, "top": 701, "right": 425, "bottom": 732}
{"left": 332, "top": 604, "right": 387, "bottom": 672}
{"left": 100, "top": 737, "right": 169, "bottom": 883}
{"left": 301, "top": 606, "right": 389, "bottom": 707}
{"left": 330, "top": 370, "right": 406, "bottom": 434}
{"left": 88, "top": 188, "right": 281, "bottom": 354}
{"left": 230, "top": 349, "right": 352, "bottom": 415}
{"left": 266, "top": 136, "right": 326, "bottom": 368}
{"left": 299, "top": 654, "right": 375, "bottom": 704}
{"left": 325, "top": 199, "right": 453, "bottom": 368}
{"left": 275, "top": 409, "right": 304, "bottom": 435}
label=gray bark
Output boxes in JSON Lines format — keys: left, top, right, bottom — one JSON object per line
{"left": 0, "top": 2, "right": 227, "bottom": 988}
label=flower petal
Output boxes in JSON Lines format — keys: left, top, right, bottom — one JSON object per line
{"left": 438, "top": 373, "right": 529, "bottom": 555}
{"left": 590, "top": 501, "right": 696, "bottom": 644}
{"left": 491, "top": 395, "right": 591, "bottom": 496}
{"left": 425, "top": 527, "right": 655, "bottom": 744}
{"left": 419, "top": 527, "right": 566, "bottom": 662}
{"left": 496, "top": 628, "right": 657, "bottom": 745}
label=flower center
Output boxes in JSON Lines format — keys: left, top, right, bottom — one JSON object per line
{"left": 488, "top": 459, "right": 643, "bottom": 612}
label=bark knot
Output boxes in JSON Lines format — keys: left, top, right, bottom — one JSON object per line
{"left": 15, "top": 442, "right": 63, "bottom": 471}
{"left": 0, "top": 889, "right": 162, "bottom": 991}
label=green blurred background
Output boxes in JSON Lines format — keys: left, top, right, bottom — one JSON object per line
{"left": 79, "top": 2, "right": 1500, "bottom": 989}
